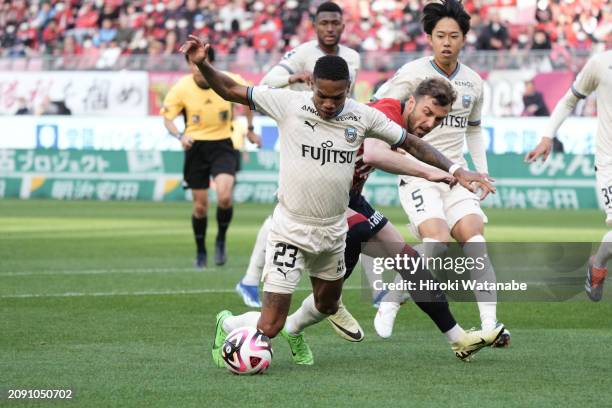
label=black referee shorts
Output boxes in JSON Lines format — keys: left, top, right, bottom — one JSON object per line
{"left": 183, "top": 139, "right": 237, "bottom": 190}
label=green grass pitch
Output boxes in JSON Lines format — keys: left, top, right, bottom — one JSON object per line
{"left": 1, "top": 199, "right": 611, "bottom": 407}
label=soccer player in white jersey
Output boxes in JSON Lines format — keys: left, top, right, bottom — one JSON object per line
{"left": 260, "top": 1, "right": 360, "bottom": 93}
{"left": 236, "top": 0, "right": 360, "bottom": 308}
{"left": 526, "top": 50, "right": 612, "bottom": 301}
{"left": 371, "top": 0, "right": 509, "bottom": 346}
{"left": 178, "top": 35, "right": 496, "bottom": 369}
{"left": 234, "top": 78, "right": 507, "bottom": 361}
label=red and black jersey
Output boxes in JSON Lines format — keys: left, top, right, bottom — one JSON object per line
{"left": 350, "top": 98, "right": 405, "bottom": 196}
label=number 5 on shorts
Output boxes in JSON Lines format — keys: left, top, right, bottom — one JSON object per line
{"left": 412, "top": 189, "right": 425, "bottom": 212}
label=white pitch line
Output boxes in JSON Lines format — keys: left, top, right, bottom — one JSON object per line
{"left": 0, "top": 286, "right": 362, "bottom": 299}
{"left": 0, "top": 267, "right": 208, "bottom": 277}
{"left": 0, "top": 264, "right": 582, "bottom": 277}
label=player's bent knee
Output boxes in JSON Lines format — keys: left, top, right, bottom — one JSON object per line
{"left": 452, "top": 217, "right": 484, "bottom": 242}
{"left": 314, "top": 299, "right": 339, "bottom": 315}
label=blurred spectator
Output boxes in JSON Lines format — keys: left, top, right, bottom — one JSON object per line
{"left": 14, "top": 97, "right": 31, "bottom": 115}
{"left": 115, "top": 12, "right": 134, "bottom": 49}
{"left": 93, "top": 18, "right": 117, "bottom": 46}
{"left": 164, "top": 30, "right": 179, "bottom": 55}
{"left": 96, "top": 40, "right": 121, "bottom": 69}
{"left": 36, "top": 96, "right": 71, "bottom": 115}
{"left": 522, "top": 80, "right": 549, "bottom": 117}
{"left": 477, "top": 13, "right": 510, "bottom": 50}
{"left": 532, "top": 28, "right": 552, "bottom": 50}
{"left": 31, "top": 2, "right": 55, "bottom": 29}
{"left": 0, "top": 0, "right": 608, "bottom": 62}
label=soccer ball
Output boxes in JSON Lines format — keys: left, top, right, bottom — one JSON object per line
{"left": 221, "top": 327, "right": 273, "bottom": 375}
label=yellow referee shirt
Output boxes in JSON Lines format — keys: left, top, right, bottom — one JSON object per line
{"left": 161, "top": 72, "right": 248, "bottom": 141}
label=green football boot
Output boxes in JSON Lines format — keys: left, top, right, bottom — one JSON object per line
{"left": 280, "top": 329, "right": 314, "bottom": 365}
{"left": 212, "top": 310, "right": 232, "bottom": 368}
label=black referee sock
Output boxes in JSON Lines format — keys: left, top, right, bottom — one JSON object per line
{"left": 216, "top": 206, "right": 233, "bottom": 243}
{"left": 192, "top": 215, "right": 207, "bottom": 254}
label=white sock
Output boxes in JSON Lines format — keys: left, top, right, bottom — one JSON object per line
{"left": 593, "top": 230, "right": 612, "bottom": 269}
{"left": 477, "top": 303, "right": 498, "bottom": 331}
{"left": 444, "top": 324, "right": 466, "bottom": 343}
{"left": 415, "top": 237, "right": 449, "bottom": 259}
{"left": 361, "top": 254, "right": 384, "bottom": 301}
{"left": 242, "top": 216, "right": 272, "bottom": 286}
{"left": 284, "top": 294, "right": 327, "bottom": 335}
{"left": 381, "top": 273, "right": 411, "bottom": 304}
{"left": 463, "top": 234, "right": 498, "bottom": 331}
{"left": 222, "top": 311, "right": 260, "bottom": 333}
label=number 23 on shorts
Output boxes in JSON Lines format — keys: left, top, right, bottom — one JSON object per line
{"left": 272, "top": 242, "right": 298, "bottom": 268}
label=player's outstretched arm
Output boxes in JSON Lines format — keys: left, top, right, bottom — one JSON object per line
{"left": 261, "top": 65, "right": 312, "bottom": 88}
{"left": 399, "top": 133, "right": 495, "bottom": 195}
{"left": 525, "top": 88, "right": 581, "bottom": 162}
{"left": 362, "top": 138, "right": 454, "bottom": 184}
{"left": 179, "top": 35, "right": 249, "bottom": 106}
{"left": 526, "top": 52, "right": 599, "bottom": 163}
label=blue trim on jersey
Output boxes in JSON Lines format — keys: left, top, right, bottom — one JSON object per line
{"left": 467, "top": 120, "right": 481, "bottom": 126}
{"left": 429, "top": 59, "right": 461, "bottom": 80}
{"left": 246, "top": 86, "right": 256, "bottom": 111}
{"left": 392, "top": 129, "right": 407, "bottom": 149}
{"left": 571, "top": 85, "right": 587, "bottom": 99}
{"left": 278, "top": 63, "right": 294, "bottom": 75}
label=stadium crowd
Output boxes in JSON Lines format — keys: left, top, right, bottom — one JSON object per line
{"left": 0, "top": 0, "right": 609, "bottom": 64}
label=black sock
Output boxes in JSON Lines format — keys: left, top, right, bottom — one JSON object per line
{"left": 216, "top": 206, "right": 233, "bottom": 243}
{"left": 396, "top": 245, "right": 457, "bottom": 333}
{"left": 413, "top": 298, "right": 457, "bottom": 333}
{"left": 343, "top": 218, "right": 370, "bottom": 281}
{"left": 192, "top": 215, "right": 207, "bottom": 254}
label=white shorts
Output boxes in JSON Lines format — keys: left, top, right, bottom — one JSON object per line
{"left": 596, "top": 165, "right": 612, "bottom": 226}
{"left": 398, "top": 179, "right": 487, "bottom": 240}
{"left": 261, "top": 205, "right": 347, "bottom": 294}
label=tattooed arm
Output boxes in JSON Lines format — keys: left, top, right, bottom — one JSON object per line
{"left": 398, "top": 133, "right": 495, "bottom": 195}
{"left": 400, "top": 133, "right": 453, "bottom": 172}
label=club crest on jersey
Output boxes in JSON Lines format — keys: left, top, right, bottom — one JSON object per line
{"left": 345, "top": 127, "right": 358, "bottom": 143}
{"left": 462, "top": 95, "right": 472, "bottom": 108}
{"left": 192, "top": 114, "right": 200, "bottom": 124}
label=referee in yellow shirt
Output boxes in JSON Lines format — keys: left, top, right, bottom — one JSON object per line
{"left": 162, "top": 46, "right": 261, "bottom": 268}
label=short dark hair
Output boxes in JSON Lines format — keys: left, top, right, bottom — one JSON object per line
{"left": 422, "top": 0, "right": 471, "bottom": 36}
{"left": 414, "top": 78, "right": 457, "bottom": 107}
{"left": 316, "top": 1, "right": 342, "bottom": 16}
{"left": 185, "top": 45, "right": 215, "bottom": 63}
{"left": 313, "top": 55, "right": 349, "bottom": 82}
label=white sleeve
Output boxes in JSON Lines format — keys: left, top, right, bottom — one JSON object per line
{"left": 465, "top": 125, "right": 488, "bottom": 173}
{"left": 543, "top": 88, "right": 580, "bottom": 137}
{"left": 372, "top": 66, "right": 416, "bottom": 102}
{"left": 349, "top": 52, "right": 361, "bottom": 95}
{"left": 364, "top": 105, "right": 406, "bottom": 147}
{"left": 468, "top": 86, "right": 484, "bottom": 126}
{"left": 572, "top": 55, "right": 599, "bottom": 98}
{"left": 259, "top": 47, "right": 305, "bottom": 89}
{"left": 247, "top": 86, "right": 293, "bottom": 122}
{"left": 543, "top": 57, "right": 599, "bottom": 138}
{"left": 260, "top": 64, "right": 292, "bottom": 88}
